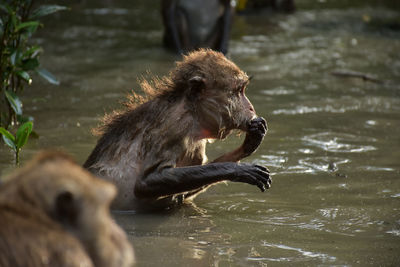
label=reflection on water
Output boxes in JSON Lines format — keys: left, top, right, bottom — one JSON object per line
{"left": 0, "top": 0, "right": 399, "bottom": 266}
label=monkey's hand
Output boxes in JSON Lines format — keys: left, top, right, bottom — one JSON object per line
{"left": 230, "top": 163, "right": 271, "bottom": 192}
{"left": 242, "top": 117, "right": 267, "bottom": 157}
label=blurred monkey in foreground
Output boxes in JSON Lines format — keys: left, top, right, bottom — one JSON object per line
{"left": 0, "top": 151, "right": 135, "bottom": 267}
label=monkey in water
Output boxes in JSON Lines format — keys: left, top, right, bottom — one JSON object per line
{"left": 84, "top": 49, "right": 271, "bottom": 211}
{"left": 161, "top": 0, "right": 234, "bottom": 54}
{"left": 0, "top": 151, "right": 135, "bottom": 267}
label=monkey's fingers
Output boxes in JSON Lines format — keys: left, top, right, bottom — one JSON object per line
{"left": 255, "top": 164, "right": 270, "bottom": 174}
{"left": 257, "top": 182, "right": 266, "bottom": 192}
{"left": 250, "top": 117, "right": 265, "bottom": 124}
{"left": 247, "top": 168, "right": 271, "bottom": 192}
{"left": 258, "top": 117, "right": 267, "bottom": 131}
{"left": 253, "top": 168, "right": 272, "bottom": 190}
{"left": 249, "top": 124, "right": 266, "bottom": 137}
{"left": 233, "top": 164, "right": 271, "bottom": 191}
{"left": 232, "top": 173, "right": 264, "bottom": 192}
{"left": 258, "top": 119, "right": 268, "bottom": 135}
{"left": 248, "top": 119, "right": 267, "bottom": 137}
{"left": 250, "top": 117, "right": 267, "bottom": 130}
{"left": 244, "top": 175, "right": 266, "bottom": 192}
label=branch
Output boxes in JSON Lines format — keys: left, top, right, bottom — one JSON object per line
{"left": 331, "top": 69, "right": 383, "bottom": 84}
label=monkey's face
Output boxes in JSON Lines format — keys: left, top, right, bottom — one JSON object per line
{"left": 17, "top": 153, "right": 135, "bottom": 267}
{"left": 195, "top": 74, "right": 257, "bottom": 139}
{"left": 174, "top": 49, "right": 257, "bottom": 139}
{"left": 226, "top": 76, "right": 257, "bottom": 132}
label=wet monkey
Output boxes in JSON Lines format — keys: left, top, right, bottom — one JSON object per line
{"left": 161, "top": 0, "right": 234, "bottom": 54}
{"left": 0, "top": 151, "right": 135, "bottom": 267}
{"left": 84, "top": 49, "right": 271, "bottom": 211}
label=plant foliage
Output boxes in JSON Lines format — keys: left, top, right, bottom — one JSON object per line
{"left": 0, "top": 121, "right": 33, "bottom": 165}
{"left": 0, "top": 0, "right": 67, "bottom": 164}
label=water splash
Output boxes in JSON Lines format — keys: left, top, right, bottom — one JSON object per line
{"left": 298, "top": 156, "right": 350, "bottom": 172}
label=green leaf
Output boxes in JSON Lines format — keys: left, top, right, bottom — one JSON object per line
{"left": 0, "top": 4, "right": 7, "bottom": 13}
{"left": 5, "top": 90, "right": 23, "bottom": 115}
{"left": 22, "top": 58, "right": 39, "bottom": 70}
{"left": 0, "top": 3, "right": 12, "bottom": 14}
{"left": 31, "top": 5, "right": 69, "bottom": 19}
{"left": 16, "top": 114, "right": 34, "bottom": 124}
{"left": 0, "top": 127, "right": 16, "bottom": 151}
{"left": 23, "top": 45, "right": 42, "bottom": 58}
{"left": 16, "top": 71, "right": 32, "bottom": 84}
{"left": 36, "top": 68, "right": 60, "bottom": 85}
{"left": 16, "top": 21, "right": 40, "bottom": 31}
{"left": 16, "top": 121, "right": 33, "bottom": 149}
{"left": 10, "top": 13, "right": 17, "bottom": 29}
{"left": 10, "top": 50, "right": 18, "bottom": 65}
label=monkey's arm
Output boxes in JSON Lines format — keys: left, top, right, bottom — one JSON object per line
{"left": 134, "top": 162, "right": 270, "bottom": 199}
{"left": 219, "top": 0, "right": 234, "bottom": 54}
{"left": 161, "top": 0, "right": 183, "bottom": 53}
{"left": 213, "top": 117, "right": 267, "bottom": 163}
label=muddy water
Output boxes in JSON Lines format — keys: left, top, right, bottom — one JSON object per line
{"left": 1, "top": 0, "right": 400, "bottom": 266}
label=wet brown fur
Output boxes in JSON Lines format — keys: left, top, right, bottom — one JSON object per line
{"left": 0, "top": 151, "right": 135, "bottom": 267}
{"left": 84, "top": 49, "right": 257, "bottom": 210}
{"left": 86, "top": 49, "right": 248, "bottom": 164}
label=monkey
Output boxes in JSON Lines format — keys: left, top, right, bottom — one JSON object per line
{"left": 84, "top": 49, "right": 271, "bottom": 211}
{"left": 0, "top": 151, "right": 135, "bottom": 267}
{"left": 161, "top": 0, "right": 234, "bottom": 54}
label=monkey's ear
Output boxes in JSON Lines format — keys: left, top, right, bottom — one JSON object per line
{"left": 188, "top": 76, "right": 206, "bottom": 100}
{"left": 54, "top": 191, "right": 79, "bottom": 227}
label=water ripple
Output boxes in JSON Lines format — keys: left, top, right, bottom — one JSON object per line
{"left": 259, "top": 154, "right": 288, "bottom": 168}
{"left": 261, "top": 242, "right": 337, "bottom": 262}
{"left": 272, "top": 105, "right": 358, "bottom": 115}
{"left": 262, "top": 87, "right": 296, "bottom": 96}
{"left": 302, "top": 132, "right": 376, "bottom": 153}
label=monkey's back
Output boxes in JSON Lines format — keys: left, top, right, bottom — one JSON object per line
{"left": 84, "top": 96, "right": 192, "bottom": 210}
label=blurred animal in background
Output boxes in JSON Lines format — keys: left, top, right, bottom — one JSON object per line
{"left": 84, "top": 49, "right": 271, "bottom": 211}
{"left": 236, "top": 0, "right": 295, "bottom": 13}
{"left": 161, "top": 0, "right": 235, "bottom": 54}
{"left": 0, "top": 151, "right": 135, "bottom": 267}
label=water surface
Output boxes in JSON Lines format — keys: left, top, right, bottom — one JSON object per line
{"left": 1, "top": 0, "right": 399, "bottom": 266}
